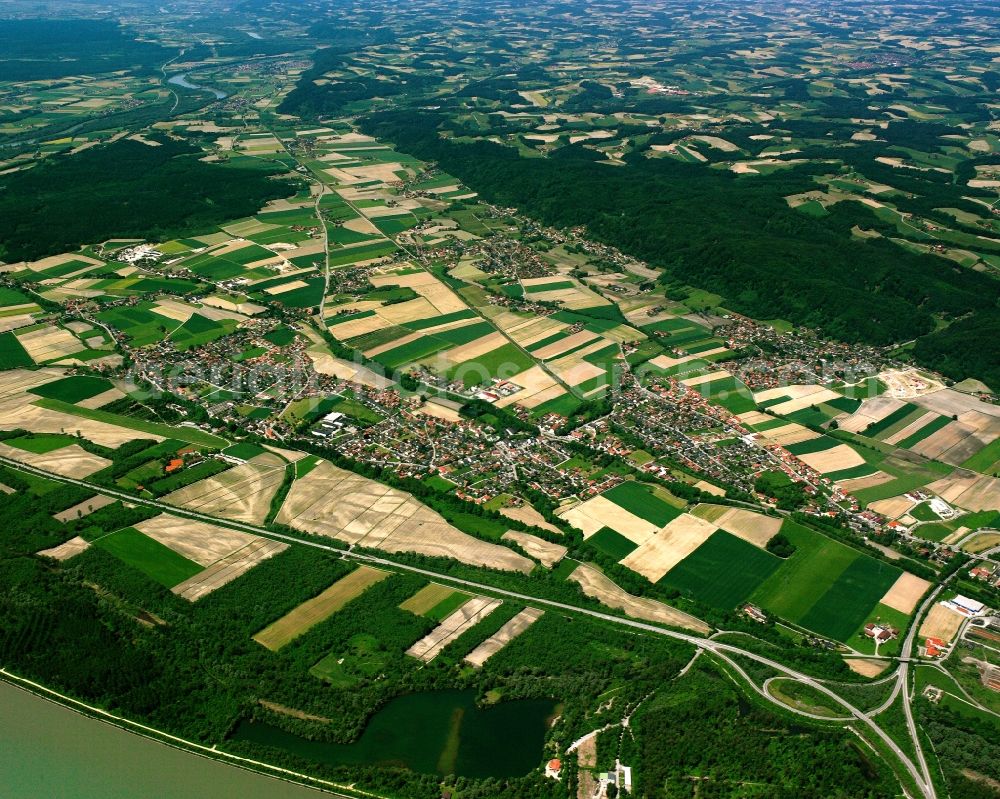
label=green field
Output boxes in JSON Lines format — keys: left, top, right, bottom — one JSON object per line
{"left": 262, "top": 326, "right": 297, "bottom": 347}
{"left": 5, "top": 433, "right": 78, "bottom": 454}
{"left": 909, "top": 502, "right": 942, "bottom": 522}
{"left": 797, "top": 556, "right": 901, "bottom": 641}
{"left": 586, "top": 527, "right": 639, "bottom": 560}
{"left": 851, "top": 453, "right": 952, "bottom": 506}
{"left": 310, "top": 633, "right": 392, "bottom": 688}
{"left": 295, "top": 454, "right": 322, "bottom": 478}
{"left": 169, "top": 313, "right": 237, "bottom": 351}
{"left": 403, "top": 309, "right": 477, "bottom": 331}
{"left": 93, "top": 527, "right": 202, "bottom": 587}
{"left": 659, "top": 530, "right": 782, "bottom": 610}
{"left": 863, "top": 403, "right": 920, "bottom": 439}
{"left": 222, "top": 442, "right": 268, "bottom": 461}
{"left": 897, "top": 415, "right": 950, "bottom": 449}
{"left": 750, "top": 521, "right": 866, "bottom": 633}
{"left": 446, "top": 342, "right": 536, "bottom": 387}
{"left": 602, "top": 481, "right": 681, "bottom": 527}
{"left": 95, "top": 305, "right": 176, "bottom": 347}
{"left": 785, "top": 436, "right": 841, "bottom": 456}
{"left": 426, "top": 591, "right": 473, "bottom": 621}
{"left": 962, "top": 437, "right": 1000, "bottom": 473}
{"left": 0, "top": 332, "right": 33, "bottom": 369}
{"left": 372, "top": 335, "right": 452, "bottom": 369}
{"left": 0, "top": 286, "right": 33, "bottom": 307}
{"left": 848, "top": 603, "right": 911, "bottom": 657}
{"left": 29, "top": 375, "right": 113, "bottom": 403}
{"left": 525, "top": 280, "right": 576, "bottom": 293}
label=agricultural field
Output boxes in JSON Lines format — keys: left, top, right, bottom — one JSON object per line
{"left": 254, "top": 565, "right": 389, "bottom": 651}
{"left": 275, "top": 459, "right": 533, "bottom": 572}
{"left": 162, "top": 451, "right": 287, "bottom": 524}
{"left": 568, "top": 563, "right": 710, "bottom": 634}
{"left": 399, "top": 583, "right": 473, "bottom": 621}
{"left": 658, "top": 530, "right": 782, "bottom": 610}
{"left": 90, "top": 526, "right": 203, "bottom": 588}
{"left": 405, "top": 595, "right": 502, "bottom": 662}
{"left": 561, "top": 480, "right": 682, "bottom": 544}
{"left": 748, "top": 521, "right": 909, "bottom": 642}
{"left": 1, "top": 5, "right": 999, "bottom": 799}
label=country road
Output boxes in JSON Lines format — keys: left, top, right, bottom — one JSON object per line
{"left": 0, "top": 455, "right": 937, "bottom": 799}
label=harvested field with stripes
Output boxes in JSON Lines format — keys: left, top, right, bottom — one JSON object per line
{"left": 464, "top": 608, "right": 544, "bottom": 667}
{"left": 162, "top": 453, "right": 287, "bottom": 524}
{"left": 926, "top": 472, "right": 1000, "bottom": 512}
{"left": 795, "top": 444, "right": 866, "bottom": 474}
{"left": 918, "top": 603, "right": 966, "bottom": 643}
{"left": 620, "top": 513, "right": 717, "bottom": 582}
{"left": 276, "top": 460, "right": 533, "bottom": 572}
{"left": 254, "top": 565, "right": 389, "bottom": 650}
{"left": 879, "top": 572, "right": 931, "bottom": 615}
{"left": 15, "top": 326, "right": 82, "bottom": 363}
{"left": 173, "top": 538, "right": 288, "bottom": 602}
{"left": 756, "top": 422, "right": 820, "bottom": 447}
{"left": 0, "top": 440, "right": 110, "bottom": 478}
{"left": 406, "top": 596, "right": 502, "bottom": 662}
{"left": 753, "top": 384, "right": 842, "bottom": 415}
{"left": 501, "top": 531, "right": 567, "bottom": 568}
{"left": 134, "top": 514, "right": 266, "bottom": 566}
{"left": 569, "top": 563, "right": 710, "bottom": 633}
{"left": 37, "top": 535, "right": 90, "bottom": 561}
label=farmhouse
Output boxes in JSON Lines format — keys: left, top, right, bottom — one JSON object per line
{"left": 545, "top": 759, "right": 562, "bottom": 780}
{"left": 863, "top": 622, "right": 899, "bottom": 643}
{"left": 923, "top": 637, "right": 947, "bottom": 658}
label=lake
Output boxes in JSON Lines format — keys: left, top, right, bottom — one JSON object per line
{"left": 167, "top": 73, "right": 227, "bottom": 100}
{"left": 232, "top": 689, "right": 557, "bottom": 778}
{"left": 0, "top": 681, "right": 325, "bottom": 799}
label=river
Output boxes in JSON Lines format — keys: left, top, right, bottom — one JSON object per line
{"left": 167, "top": 73, "right": 227, "bottom": 100}
{"left": 0, "top": 681, "right": 326, "bottom": 799}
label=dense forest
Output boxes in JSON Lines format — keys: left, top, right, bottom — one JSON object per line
{"left": 633, "top": 664, "right": 900, "bottom": 798}
{"left": 360, "top": 111, "right": 1000, "bottom": 389}
{"left": 0, "top": 19, "right": 170, "bottom": 81}
{"left": 0, "top": 137, "right": 300, "bottom": 262}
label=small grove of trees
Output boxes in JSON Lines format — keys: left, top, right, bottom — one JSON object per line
{"left": 766, "top": 532, "right": 796, "bottom": 558}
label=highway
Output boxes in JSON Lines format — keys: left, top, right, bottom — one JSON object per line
{"left": 0, "top": 455, "right": 938, "bottom": 798}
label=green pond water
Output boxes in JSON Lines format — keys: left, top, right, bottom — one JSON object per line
{"left": 232, "top": 689, "right": 557, "bottom": 778}
{"left": 0, "top": 680, "right": 324, "bottom": 798}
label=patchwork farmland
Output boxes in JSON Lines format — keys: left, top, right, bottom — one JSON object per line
{"left": 2, "top": 8, "right": 1000, "bottom": 795}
